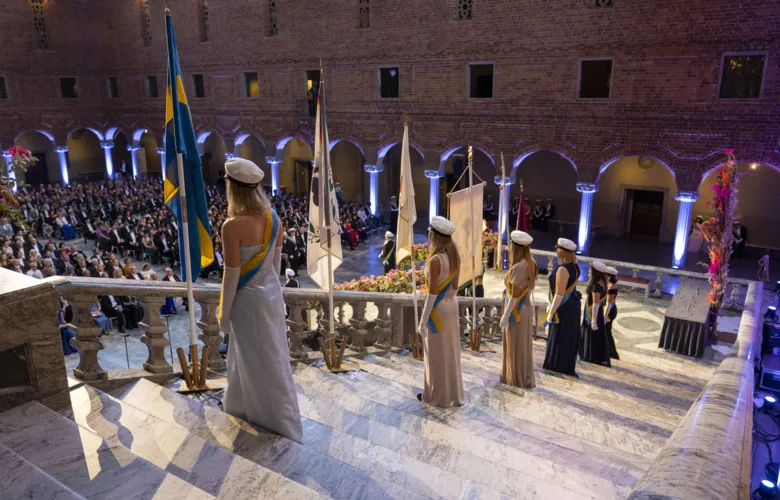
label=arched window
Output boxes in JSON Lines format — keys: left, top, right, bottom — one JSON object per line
{"left": 198, "top": 0, "right": 210, "bottom": 42}
{"left": 269, "top": 0, "right": 278, "bottom": 36}
{"left": 358, "top": 0, "right": 370, "bottom": 29}
{"left": 457, "top": 0, "right": 473, "bottom": 20}
{"left": 31, "top": 0, "right": 48, "bottom": 49}
{"left": 141, "top": 0, "right": 152, "bottom": 47}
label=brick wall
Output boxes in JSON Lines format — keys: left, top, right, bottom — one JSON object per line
{"left": 0, "top": 0, "right": 778, "bottom": 192}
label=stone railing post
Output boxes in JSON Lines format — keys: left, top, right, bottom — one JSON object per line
{"left": 66, "top": 293, "right": 107, "bottom": 381}
{"left": 138, "top": 296, "right": 173, "bottom": 374}
{"left": 196, "top": 296, "right": 225, "bottom": 370}
{"left": 654, "top": 272, "right": 663, "bottom": 298}
{"left": 286, "top": 300, "right": 308, "bottom": 361}
{"left": 390, "top": 304, "right": 405, "bottom": 347}
{"left": 348, "top": 301, "right": 369, "bottom": 353}
{"left": 373, "top": 301, "right": 392, "bottom": 351}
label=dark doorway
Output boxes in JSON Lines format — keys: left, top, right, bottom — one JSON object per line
{"left": 24, "top": 153, "right": 50, "bottom": 186}
{"left": 627, "top": 189, "right": 664, "bottom": 239}
{"left": 295, "top": 160, "right": 312, "bottom": 195}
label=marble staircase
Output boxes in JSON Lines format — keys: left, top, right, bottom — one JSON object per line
{"left": 0, "top": 337, "right": 715, "bottom": 499}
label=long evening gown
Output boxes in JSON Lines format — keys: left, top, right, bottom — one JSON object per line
{"left": 542, "top": 262, "right": 581, "bottom": 377}
{"left": 501, "top": 261, "right": 536, "bottom": 389}
{"left": 422, "top": 254, "right": 464, "bottom": 407}
{"left": 606, "top": 288, "right": 620, "bottom": 360}
{"left": 580, "top": 281, "right": 611, "bottom": 367}
{"left": 223, "top": 242, "right": 303, "bottom": 442}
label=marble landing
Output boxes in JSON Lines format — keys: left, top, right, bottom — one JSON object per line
{"left": 0, "top": 401, "right": 213, "bottom": 500}
{"left": 113, "top": 378, "right": 423, "bottom": 500}
{"left": 0, "top": 442, "right": 85, "bottom": 500}
{"left": 66, "top": 385, "right": 322, "bottom": 499}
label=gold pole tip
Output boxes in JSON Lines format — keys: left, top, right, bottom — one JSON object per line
{"left": 165, "top": 8, "right": 170, "bottom": 15}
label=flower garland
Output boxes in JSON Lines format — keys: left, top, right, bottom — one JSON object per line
{"left": 334, "top": 268, "right": 427, "bottom": 294}
{"left": 700, "top": 149, "right": 739, "bottom": 330}
{"left": 0, "top": 146, "right": 35, "bottom": 227}
{"left": 397, "top": 242, "right": 431, "bottom": 267}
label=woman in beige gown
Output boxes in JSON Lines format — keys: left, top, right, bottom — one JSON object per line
{"left": 416, "top": 216, "right": 464, "bottom": 407}
{"left": 499, "top": 231, "right": 538, "bottom": 389}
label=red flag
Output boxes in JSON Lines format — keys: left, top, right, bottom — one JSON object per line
{"left": 516, "top": 192, "right": 530, "bottom": 231}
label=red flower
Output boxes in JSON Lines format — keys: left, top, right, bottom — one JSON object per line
{"left": 723, "top": 148, "right": 735, "bottom": 155}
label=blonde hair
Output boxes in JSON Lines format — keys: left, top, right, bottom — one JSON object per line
{"left": 227, "top": 180, "right": 271, "bottom": 218}
{"left": 556, "top": 247, "right": 577, "bottom": 265}
{"left": 509, "top": 242, "right": 538, "bottom": 282}
{"left": 427, "top": 230, "right": 460, "bottom": 274}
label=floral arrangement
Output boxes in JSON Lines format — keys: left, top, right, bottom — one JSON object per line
{"left": 334, "top": 268, "right": 427, "bottom": 294}
{"left": 0, "top": 146, "right": 35, "bottom": 227}
{"left": 700, "top": 148, "right": 739, "bottom": 333}
{"left": 397, "top": 242, "right": 431, "bottom": 267}
{"left": 482, "top": 230, "right": 498, "bottom": 252}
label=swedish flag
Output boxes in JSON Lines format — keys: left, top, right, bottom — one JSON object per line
{"left": 164, "top": 10, "right": 213, "bottom": 281}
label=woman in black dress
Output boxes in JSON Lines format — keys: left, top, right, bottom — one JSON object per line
{"left": 580, "top": 260, "right": 611, "bottom": 367}
{"left": 542, "top": 238, "right": 581, "bottom": 377}
{"left": 604, "top": 266, "right": 620, "bottom": 360}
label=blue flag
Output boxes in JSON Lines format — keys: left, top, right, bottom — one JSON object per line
{"left": 163, "top": 11, "right": 213, "bottom": 281}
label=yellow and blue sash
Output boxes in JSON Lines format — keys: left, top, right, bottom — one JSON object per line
{"left": 426, "top": 268, "right": 457, "bottom": 334}
{"left": 217, "top": 210, "right": 278, "bottom": 321}
{"left": 542, "top": 268, "right": 580, "bottom": 327}
{"left": 504, "top": 286, "right": 530, "bottom": 324}
{"left": 584, "top": 296, "right": 606, "bottom": 325}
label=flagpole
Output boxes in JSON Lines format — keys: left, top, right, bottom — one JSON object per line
{"left": 403, "top": 117, "right": 420, "bottom": 351}
{"left": 468, "top": 146, "right": 477, "bottom": 333}
{"left": 320, "top": 70, "right": 336, "bottom": 343}
{"left": 175, "top": 152, "right": 198, "bottom": 347}
{"left": 499, "top": 152, "right": 507, "bottom": 270}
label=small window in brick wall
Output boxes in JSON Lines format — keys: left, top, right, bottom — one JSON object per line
{"left": 458, "top": 0, "right": 473, "bottom": 20}
{"left": 0, "top": 77, "right": 7, "bottom": 99}
{"left": 146, "top": 75, "right": 159, "bottom": 98}
{"left": 720, "top": 54, "right": 765, "bottom": 99}
{"left": 60, "top": 77, "right": 79, "bottom": 98}
{"left": 141, "top": 0, "right": 152, "bottom": 47}
{"left": 358, "top": 0, "right": 370, "bottom": 28}
{"left": 269, "top": 0, "right": 278, "bottom": 36}
{"left": 579, "top": 59, "right": 613, "bottom": 98}
{"left": 107, "top": 77, "right": 119, "bottom": 98}
{"left": 245, "top": 72, "right": 259, "bottom": 98}
{"left": 192, "top": 74, "right": 205, "bottom": 98}
{"left": 31, "top": 0, "right": 48, "bottom": 49}
{"left": 379, "top": 68, "right": 399, "bottom": 98}
{"left": 595, "top": 0, "right": 613, "bottom": 7}
{"left": 469, "top": 64, "right": 494, "bottom": 99}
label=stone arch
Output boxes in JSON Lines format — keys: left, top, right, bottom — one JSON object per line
{"left": 512, "top": 151, "right": 581, "bottom": 231}
{"left": 375, "top": 142, "right": 427, "bottom": 213}
{"left": 693, "top": 159, "right": 780, "bottom": 249}
{"left": 235, "top": 132, "right": 269, "bottom": 173}
{"left": 13, "top": 129, "right": 56, "bottom": 145}
{"left": 105, "top": 126, "right": 130, "bottom": 143}
{"left": 198, "top": 131, "right": 227, "bottom": 184}
{"left": 109, "top": 130, "right": 132, "bottom": 177}
{"left": 130, "top": 129, "right": 161, "bottom": 177}
{"left": 66, "top": 128, "right": 105, "bottom": 182}
{"left": 594, "top": 155, "right": 679, "bottom": 242}
{"left": 330, "top": 139, "right": 366, "bottom": 202}
{"left": 438, "top": 145, "right": 498, "bottom": 215}
{"left": 13, "top": 131, "right": 58, "bottom": 185}
{"left": 277, "top": 136, "right": 314, "bottom": 194}
{"left": 376, "top": 139, "right": 426, "bottom": 165}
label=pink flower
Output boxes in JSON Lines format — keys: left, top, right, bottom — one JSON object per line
{"left": 723, "top": 148, "right": 735, "bottom": 155}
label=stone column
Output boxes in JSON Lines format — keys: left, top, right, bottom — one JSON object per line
{"left": 576, "top": 183, "right": 598, "bottom": 253}
{"left": 157, "top": 147, "right": 166, "bottom": 181}
{"left": 128, "top": 145, "right": 141, "bottom": 179}
{"left": 196, "top": 296, "right": 226, "bottom": 370}
{"left": 425, "top": 169, "right": 444, "bottom": 223}
{"left": 2, "top": 151, "right": 14, "bottom": 193}
{"left": 672, "top": 191, "right": 699, "bottom": 268}
{"left": 363, "top": 164, "right": 383, "bottom": 216}
{"left": 139, "top": 296, "right": 173, "bottom": 374}
{"left": 100, "top": 140, "right": 115, "bottom": 178}
{"left": 66, "top": 293, "right": 107, "bottom": 381}
{"left": 266, "top": 157, "right": 281, "bottom": 194}
{"left": 55, "top": 146, "right": 70, "bottom": 185}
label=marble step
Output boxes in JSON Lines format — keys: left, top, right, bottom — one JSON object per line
{"left": 357, "top": 351, "right": 665, "bottom": 458}
{"left": 0, "top": 441, "right": 86, "bottom": 500}
{"left": 67, "top": 385, "right": 323, "bottom": 499}
{"left": 112, "top": 378, "right": 422, "bottom": 500}
{"left": 295, "top": 365, "right": 618, "bottom": 500}
{"left": 294, "top": 363, "right": 644, "bottom": 497}
{"left": 0, "top": 401, "right": 214, "bottom": 500}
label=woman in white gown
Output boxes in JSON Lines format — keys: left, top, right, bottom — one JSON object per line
{"left": 687, "top": 215, "right": 705, "bottom": 254}
{"left": 218, "top": 158, "right": 302, "bottom": 443}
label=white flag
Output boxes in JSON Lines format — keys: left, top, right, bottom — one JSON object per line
{"left": 395, "top": 123, "right": 416, "bottom": 264}
{"left": 307, "top": 82, "right": 342, "bottom": 289}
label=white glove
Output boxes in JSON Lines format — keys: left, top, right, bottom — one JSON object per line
{"left": 500, "top": 296, "right": 520, "bottom": 329}
{"left": 605, "top": 302, "right": 614, "bottom": 318}
{"left": 418, "top": 293, "right": 436, "bottom": 334}
{"left": 590, "top": 302, "right": 600, "bottom": 331}
{"left": 546, "top": 294, "right": 563, "bottom": 322}
{"left": 273, "top": 244, "right": 283, "bottom": 277}
{"left": 218, "top": 266, "right": 240, "bottom": 334}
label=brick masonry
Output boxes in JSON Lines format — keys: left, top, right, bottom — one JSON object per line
{"left": 0, "top": 0, "right": 778, "bottom": 192}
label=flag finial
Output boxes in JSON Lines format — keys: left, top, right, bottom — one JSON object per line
{"left": 402, "top": 114, "right": 412, "bottom": 126}
{"left": 165, "top": 7, "right": 170, "bottom": 15}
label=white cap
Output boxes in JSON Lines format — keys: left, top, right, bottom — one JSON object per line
{"left": 285, "top": 269, "right": 295, "bottom": 278}
{"left": 429, "top": 216, "right": 456, "bottom": 237}
{"left": 385, "top": 231, "right": 394, "bottom": 240}
{"left": 225, "top": 158, "right": 264, "bottom": 187}
{"left": 510, "top": 230, "right": 533, "bottom": 246}
{"left": 557, "top": 238, "right": 577, "bottom": 252}
{"left": 592, "top": 260, "right": 609, "bottom": 273}
{"left": 606, "top": 266, "right": 618, "bottom": 276}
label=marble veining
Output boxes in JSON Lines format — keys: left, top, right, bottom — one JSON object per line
{"left": 0, "top": 442, "right": 85, "bottom": 500}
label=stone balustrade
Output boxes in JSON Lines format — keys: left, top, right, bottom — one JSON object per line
{"left": 530, "top": 249, "right": 751, "bottom": 309}
{"left": 46, "top": 276, "right": 506, "bottom": 381}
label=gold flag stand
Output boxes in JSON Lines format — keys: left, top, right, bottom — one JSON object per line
{"left": 176, "top": 345, "right": 227, "bottom": 393}
{"left": 319, "top": 335, "right": 359, "bottom": 373}
{"left": 412, "top": 330, "right": 424, "bottom": 360}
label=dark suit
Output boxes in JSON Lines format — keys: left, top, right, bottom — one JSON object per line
{"left": 733, "top": 225, "right": 748, "bottom": 258}
{"left": 98, "top": 295, "right": 127, "bottom": 333}
{"left": 379, "top": 239, "right": 396, "bottom": 274}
